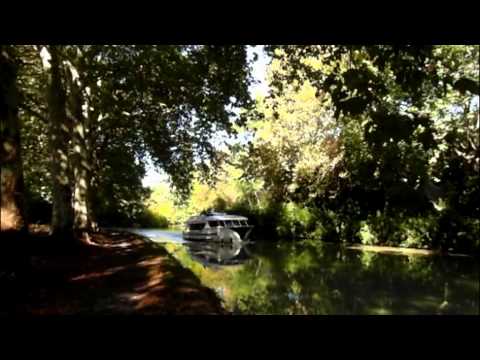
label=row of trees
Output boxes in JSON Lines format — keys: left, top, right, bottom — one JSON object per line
{"left": 149, "top": 45, "right": 479, "bottom": 253}
{"left": 3, "top": 45, "right": 478, "bottom": 253}
{"left": 244, "top": 45, "right": 479, "bottom": 252}
{"left": 1, "top": 45, "right": 254, "bottom": 243}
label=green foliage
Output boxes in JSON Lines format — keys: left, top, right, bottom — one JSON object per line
{"left": 15, "top": 45, "right": 254, "bottom": 229}
{"left": 251, "top": 45, "right": 480, "bottom": 253}
{"left": 145, "top": 45, "right": 479, "bottom": 254}
{"left": 136, "top": 209, "right": 169, "bottom": 228}
{"left": 145, "top": 161, "right": 246, "bottom": 226}
{"left": 276, "top": 202, "right": 316, "bottom": 239}
{"left": 14, "top": 44, "right": 474, "bottom": 254}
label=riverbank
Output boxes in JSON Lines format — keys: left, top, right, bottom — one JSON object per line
{"left": 3, "top": 226, "right": 225, "bottom": 315}
{"left": 111, "top": 226, "right": 477, "bottom": 258}
{"left": 345, "top": 244, "right": 473, "bottom": 257}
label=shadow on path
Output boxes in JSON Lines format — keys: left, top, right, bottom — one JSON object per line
{"left": 5, "top": 228, "right": 225, "bottom": 315}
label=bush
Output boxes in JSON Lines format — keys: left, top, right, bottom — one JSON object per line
{"left": 358, "top": 222, "right": 377, "bottom": 245}
{"left": 136, "top": 209, "right": 170, "bottom": 228}
{"left": 398, "top": 215, "right": 438, "bottom": 249}
{"left": 225, "top": 200, "right": 318, "bottom": 241}
{"left": 276, "top": 202, "right": 316, "bottom": 240}
{"left": 435, "top": 210, "right": 480, "bottom": 254}
{"left": 224, "top": 200, "right": 278, "bottom": 240}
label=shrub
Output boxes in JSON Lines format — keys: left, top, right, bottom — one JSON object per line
{"left": 136, "top": 209, "right": 170, "bottom": 228}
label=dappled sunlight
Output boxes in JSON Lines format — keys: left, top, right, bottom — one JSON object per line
{"left": 99, "top": 241, "right": 134, "bottom": 249}
{"left": 11, "top": 230, "right": 224, "bottom": 315}
{"left": 137, "top": 257, "right": 165, "bottom": 267}
{"left": 70, "top": 265, "right": 129, "bottom": 281}
{"left": 3, "top": 45, "right": 478, "bottom": 316}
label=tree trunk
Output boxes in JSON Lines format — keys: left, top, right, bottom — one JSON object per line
{"left": 68, "top": 54, "right": 97, "bottom": 238}
{"left": 85, "top": 107, "right": 98, "bottom": 232}
{"left": 67, "top": 64, "right": 95, "bottom": 234}
{"left": 46, "top": 46, "right": 74, "bottom": 240}
{"left": 1, "top": 46, "right": 30, "bottom": 295}
{"left": 0, "top": 45, "right": 27, "bottom": 233}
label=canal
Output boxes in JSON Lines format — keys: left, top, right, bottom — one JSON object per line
{"left": 126, "top": 228, "right": 480, "bottom": 315}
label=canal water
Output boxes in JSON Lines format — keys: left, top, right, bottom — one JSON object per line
{"left": 127, "top": 228, "right": 479, "bottom": 315}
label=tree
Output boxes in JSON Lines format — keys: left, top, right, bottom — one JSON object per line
{"left": 256, "top": 45, "right": 479, "bottom": 251}
{"left": 64, "top": 46, "right": 98, "bottom": 233}
{"left": 15, "top": 45, "right": 255, "bottom": 237}
{"left": 15, "top": 45, "right": 52, "bottom": 224}
{"left": 1, "top": 45, "right": 30, "bottom": 290}
{"left": 81, "top": 45, "right": 253, "bottom": 226}
{"left": 1, "top": 45, "right": 26, "bottom": 233}
{"left": 241, "top": 72, "right": 340, "bottom": 204}
{"left": 43, "top": 46, "right": 75, "bottom": 239}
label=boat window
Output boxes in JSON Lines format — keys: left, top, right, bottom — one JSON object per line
{"left": 209, "top": 221, "right": 220, "bottom": 227}
{"left": 189, "top": 223, "right": 205, "bottom": 230}
{"left": 224, "top": 220, "right": 233, "bottom": 227}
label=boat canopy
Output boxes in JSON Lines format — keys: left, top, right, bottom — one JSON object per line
{"left": 186, "top": 212, "right": 248, "bottom": 225}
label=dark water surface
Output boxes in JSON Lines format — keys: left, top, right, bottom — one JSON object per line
{"left": 127, "top": 228, "right": 479, "bottom": 315}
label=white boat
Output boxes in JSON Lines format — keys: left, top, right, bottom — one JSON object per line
{"left": 182, "top": 211, "right": 253, "bottom": 242}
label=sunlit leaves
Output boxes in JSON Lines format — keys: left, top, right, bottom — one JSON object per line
{"left": 15, "top": 45, "right": 254, "bottom": 225}
{"left": 256, "top": 45, "right": 479, "bottom": 251}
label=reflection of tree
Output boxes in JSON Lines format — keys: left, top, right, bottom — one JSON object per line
{"left": 228, "top": 242, "right": 479, "bottom": 315}
{"left": 164, "top": 242, "right": 479, "bottom": 315}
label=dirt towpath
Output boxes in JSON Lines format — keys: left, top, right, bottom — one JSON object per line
{"left": 5, "top": 228, "right": 225, "bottom": 315}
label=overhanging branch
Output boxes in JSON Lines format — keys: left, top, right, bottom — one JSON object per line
{"left": 19, "top": 103, "right": 48, "bottom": 123}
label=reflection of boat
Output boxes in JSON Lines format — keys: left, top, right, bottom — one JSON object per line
{"left": 185, "top": 240, "right": 253, "bottom": 266}
{"left": 182, "top": 211, "right": 253, "bottom": 242}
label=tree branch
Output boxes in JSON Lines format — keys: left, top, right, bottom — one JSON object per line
{"left": 18, "top": 103, "right": 48, "bottom": 123}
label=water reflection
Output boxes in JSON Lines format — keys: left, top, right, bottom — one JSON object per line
{"left": 184, "top": 240, "right": 253, "bottom": 267}
{"left": 117, "top": 228, "right": 186, "bottom": 243}
{"left": 164, "top": 240, "right": 479, "bottom": 315}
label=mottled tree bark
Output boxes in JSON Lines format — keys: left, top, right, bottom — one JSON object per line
{"left": 67, "top": 63, "right": 95, "bottom": 234}
{"left": 0, "top": 45, "right": 26, "bottom": 233}
{"left": 84, "top": 108, "right": 98, "bottom": 232}
{"left": 46, "top": 46, "right": 74, "bottom": 239}
{"left": 1, "top": 46, "right": 30, "bottom": 295}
